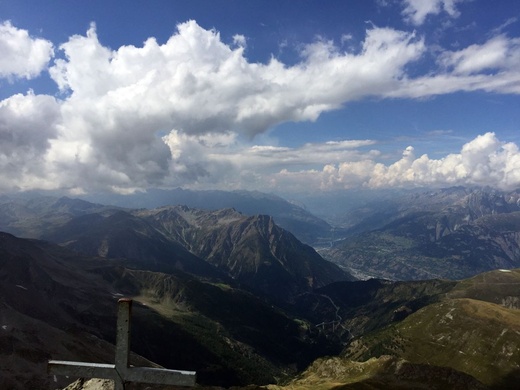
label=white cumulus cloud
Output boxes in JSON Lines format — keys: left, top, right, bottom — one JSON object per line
{"left": 386, "top": 34, "right": 520, "bottom": 97}
{"left": 0, "top": 20, "right": 519, "bottom": 194}
{"left": 48, "top": 21, "right": 425, "bottom": 137}
{"left": 0, "top": 91, "right": 60, "bottom": 191}
{"left": 0, "top": 21, "right": 53, "bottom": 80}
{"left": 275, "top": 133, "right": 520, "bottom": 192}
{"left": 161, "top": 131, "right": 520, "bottom": 193}
{"left": 32, "top": 21, "right": 424, "bottom": 193}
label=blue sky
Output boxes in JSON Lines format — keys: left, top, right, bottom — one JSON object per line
{"left": 1, "top": 0, "right": 520, "bottom": 196}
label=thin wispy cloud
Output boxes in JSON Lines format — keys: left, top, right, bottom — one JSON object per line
{"left": 402, "top": 0, "right": 463, "bottom": 26}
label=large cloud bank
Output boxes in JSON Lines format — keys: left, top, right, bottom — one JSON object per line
{"left": 163, "top": 131, "right": 520, "bottom": 193}
{"left": 277, "top": 132, "right": 520, "bottom": 192}
{"left": 0, "top": 18, "right": 520, "bottom": 194}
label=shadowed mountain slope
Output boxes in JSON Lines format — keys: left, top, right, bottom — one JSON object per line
{"left": 0, "top": 196, "right": 353, "bottom": 302}
{"left": 3, "top": 230, "right": 519, "bottom": 389}
{"left": 41, "top": 209, "right": 224, "bottom": 279}
{"left": 0, "top": 232, "right": 141, "bottom": 389}
{"left": 137, "top": 206, "right": 353, "bottom": 302}
{"left": 0, "top": 232, "right": 341, "bottom": 389}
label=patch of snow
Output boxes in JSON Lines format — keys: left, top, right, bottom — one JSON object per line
{"left": 2, "top": 325, "right": 7, "bottom": 330}
{"left": 499, "top": 269, "right": 512, "bottom": 272}
{"left": 15, "top": 284, "right": 27, "bottom": 290}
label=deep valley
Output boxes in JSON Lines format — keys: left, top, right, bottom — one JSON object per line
{"left": 0, "top": 187, "right": 519, "bottom": 389}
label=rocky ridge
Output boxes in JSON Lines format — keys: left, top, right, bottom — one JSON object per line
{"left": 137, "top": 206, "right": 352, "bottom": 301}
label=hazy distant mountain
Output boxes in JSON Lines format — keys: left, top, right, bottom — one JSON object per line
{"left": 337, "top": 186, "right": 520, "bottom": 234}
{"left": 284, "top": 188, "right": 409, "bottom": 230}
{"left": 0, "top": 195, "right": 117, "bottom": 239}
{"left": 322, "top": 187, "right": 520, "bottom": 280}
{"left": 81, "top": 188, "right": 333, "bottom": 245}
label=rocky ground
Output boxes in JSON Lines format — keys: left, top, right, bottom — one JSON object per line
{"left": 61, "top": 378, "right": 262, "bottom": 390}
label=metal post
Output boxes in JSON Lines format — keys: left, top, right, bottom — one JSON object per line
{"left": 114, "top": 298, "right": 132, "bottom": 389}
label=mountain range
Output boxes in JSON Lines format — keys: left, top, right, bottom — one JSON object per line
{"left": 4, "top": 227, "right": 519, "bottom": 389}
{"left": 0, "top": 231, "right": 344, "bottom": 389}
{"left": 320, "top": 187, "right": 520, "bottom": 280}
{"left": 80, "top": 188, "right": 334, "bottom": 246}
{"left": 6, "top": 186, "right": 520, "bottom": 284}
{"left": 1, "top": 187, "right": 519, "bottom": 389}
{"left": 0, "top": 195, "right": 351, "bottom": 302}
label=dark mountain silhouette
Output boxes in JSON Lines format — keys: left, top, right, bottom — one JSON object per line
{"left": 0, "top": 232, "right": 340, "bottom": 389}
{"left": 42, "top": 209, "right": 224, "bottom": 279}
{"left": 0, "top": 195, "right": 351, "bottom": 301}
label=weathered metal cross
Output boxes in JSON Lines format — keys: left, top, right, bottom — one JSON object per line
{"left": 48, "top": 298, "right": 196, "bottom": 390}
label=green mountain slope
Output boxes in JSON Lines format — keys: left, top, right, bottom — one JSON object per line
{"left": 271, "top": 355, "right": 487, "bottom": 390}
{"left": 343, "top": 298, "right": 520, "bottom": 388}
{"left": 267, "top": 269, "right": 520, "bottom": 390}
{"left": 295, "top": 278, "right": 456, "bottom": 339}
{"left": 448, "top": 268, "right": 520, "bottom": 307}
